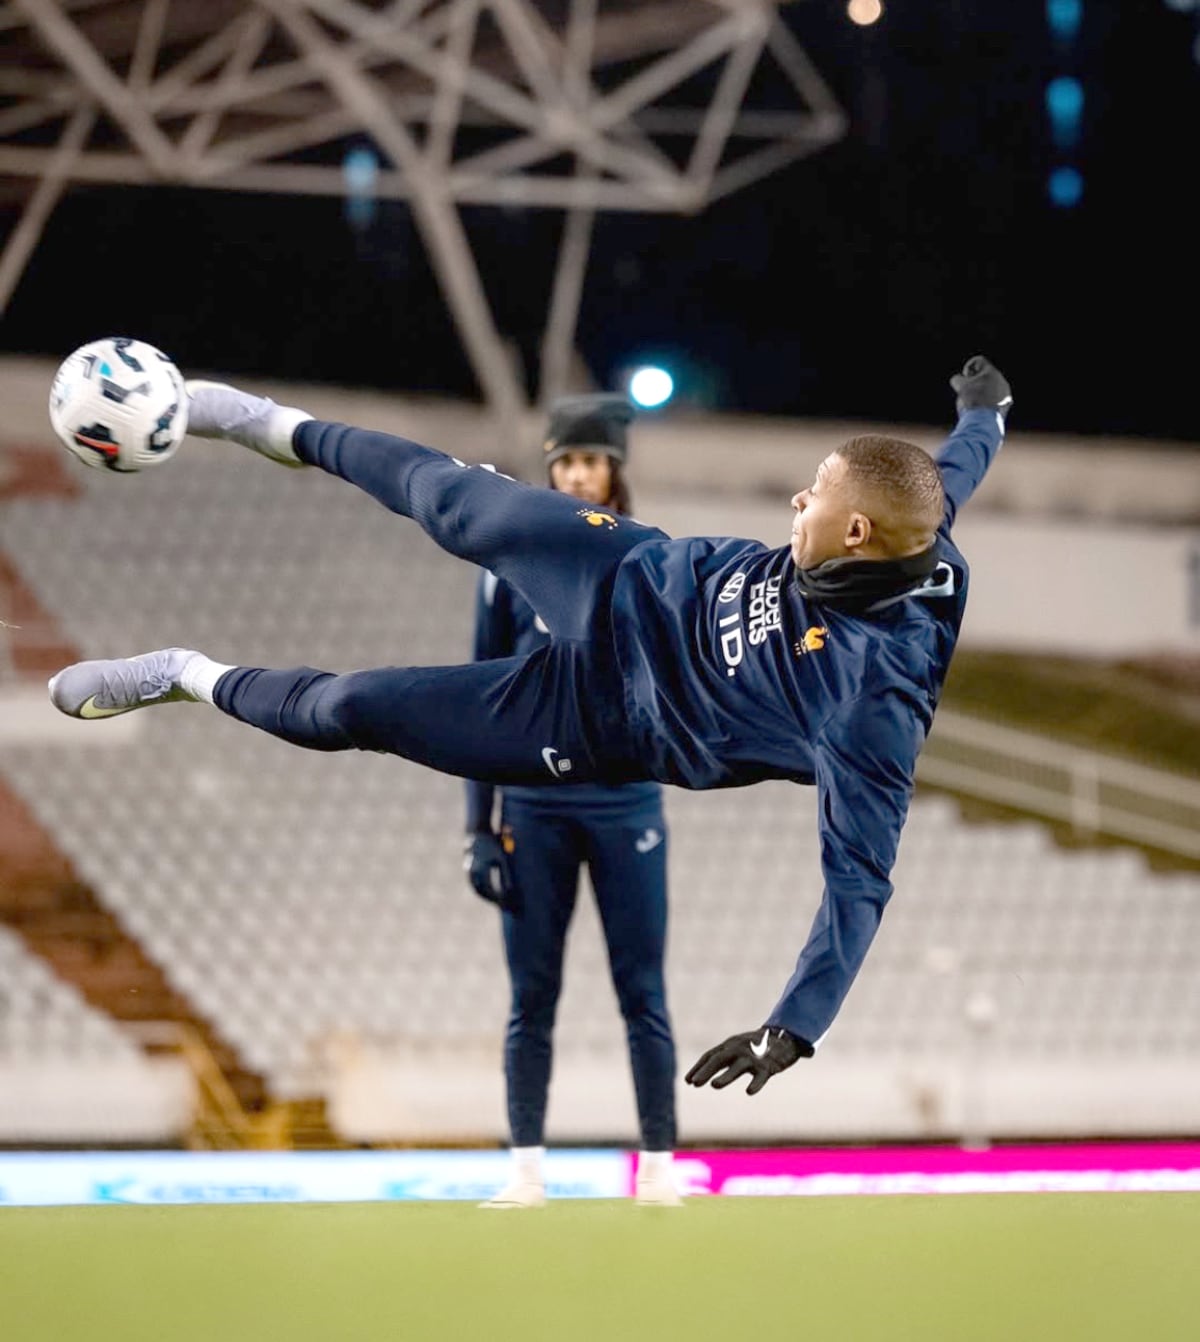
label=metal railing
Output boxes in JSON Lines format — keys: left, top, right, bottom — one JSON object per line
{"left": 918, "top": 707, "right": 1200, "bottom": 861}
{"left": 129, "top": 1021, "right": 289, "bottom": 1150}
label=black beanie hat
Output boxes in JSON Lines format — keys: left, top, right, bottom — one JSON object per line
{"left": 543, "top": 392, "right": 634, "bottom": 469}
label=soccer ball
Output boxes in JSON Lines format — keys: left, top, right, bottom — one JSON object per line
{"left": 49, "top": 336, "right": 188, "bottom": 472}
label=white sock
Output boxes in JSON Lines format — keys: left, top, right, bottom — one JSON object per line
{"left": 638, "top": 1150, "right": 674, "bottom": 1180}
{"left": 511, "top": 1146, "right": 545, "bottom": 1184}
{"left": 179, "top": 653, "right": 237, "bottom": 705}
{"left": 262, "top": 406, "right": 314, "bottom": 462}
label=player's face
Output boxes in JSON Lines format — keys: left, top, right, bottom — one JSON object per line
{"left": 550, "top": 449, "right": 614, "bottom": 505}
{"left": 790, "top": 454, "right": 858, "bottom": 568}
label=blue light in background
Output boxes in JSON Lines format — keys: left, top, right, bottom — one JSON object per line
{"left": 629, "top": 366, "right": 674, "bottom": 408}
{"left": 1045, "top": 75, "right": 1085, "bottom": 148}
{"left": 1046, "top": 0, "right": 1083, "bottom": 41}
{"left": 1047, "top": 165, "right": 1085, "bottom": 208}
{"left": 342, "top": 146, "right": 380, "bottom": 230}
{"left": 343, "top": 146, "right": 379, "bottom": 194}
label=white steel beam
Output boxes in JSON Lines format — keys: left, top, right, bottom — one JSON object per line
{"left": 0, "top": 99, "right": 67, "bottom": 137}
{"left": 258, "top": 0, "right": 525, "bottom": 442}
{"left": 705, "top": 121, "right": 841, "bottom": 203}
{"left": 0, "top": 0, "right": 110, "bottom": 34}
{"left": 12, "top": 0, "right": 177, "bottom": 175}
{"left": 684, "top": 7, "right": 768, "bottom": 200}
{"left": 424, "top": 0, "right": 479, "bottom": 171}
{"left": 128, "top": 0, "right": 169, "bottom": 93}
{"left": 764, "top": 10, "right": 844, "bottom": 118}
{"left": 488, "top": 0, "right": 680, "bottom": 190}
{"left": 178, "top": 10, "right": 273, "bottom": 163}
{"left": 513, "top": 0, "right": 681, "bottom": 178}
{"left": 0, "top": 0, "right": 846, "bottom": 419}
{"left": 0, "top": 142, "right": 158, "bottom": 182}
{"left": 586, "top": 11, "right": 752, "bottom": 133}
{"left": 304, "top": 0, "right": 675, "bottom": 189}
{"left": 147, "top": 13, "right": 286, "bottom": 113}
{"left": 562, "top": 0, "right": 597, "bottom": 111}
{"left": 0, "top": 137, "right": 770, "bottom": 211}
{"left": 0, "top": 102, "right": 93, "bottom": 312}
{"left": 538, "top": 189, "right": 594, "bottom": 406}
{"left": 189, "top": 108, "right": 364, "bottom": 180}
{"left": 0, "top": 68, "right": 76, "bottom": 96}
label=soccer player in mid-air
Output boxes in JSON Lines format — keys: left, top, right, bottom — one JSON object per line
{"left": 49, "top": 354, "right": 1013, "bottom": 1096}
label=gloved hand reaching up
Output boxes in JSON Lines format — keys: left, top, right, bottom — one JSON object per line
{"left": 951, "top": 354, "right": 1013, "bottom": 420}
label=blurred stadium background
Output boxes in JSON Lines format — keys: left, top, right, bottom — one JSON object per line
{"left": 0, "top": 4, "right": 1198, "bottom": 1326}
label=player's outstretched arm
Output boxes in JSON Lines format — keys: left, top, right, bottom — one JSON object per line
{"left": 937, "top": 354, "right": 1013, "bottom": 530}
{"left": 688, "top": 692, "right": 918, "bottom": 1095}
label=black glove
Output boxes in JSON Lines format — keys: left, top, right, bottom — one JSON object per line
{"left": 950, "top": 354, "right": 1013, "bottom": 420}
{"left": 685, "top": 1026, "right": 813, "bottom": 1096}
{"left": 463, "top": 831, "right": 517, "bottom": 912}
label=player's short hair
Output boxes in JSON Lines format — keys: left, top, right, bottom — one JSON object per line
{"left": 835, "top": 435, "right": 944, "bottom": 534}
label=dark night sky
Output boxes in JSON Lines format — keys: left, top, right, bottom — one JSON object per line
{"left": 2, "top": 0, "right": 1199, "bottom": 442}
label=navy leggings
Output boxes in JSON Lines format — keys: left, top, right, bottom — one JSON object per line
{"left": 214, "top": 420, "right": 668, "bottom": 785}
{"left": 500, "top": 795, "right": 675, "bottom": 1150}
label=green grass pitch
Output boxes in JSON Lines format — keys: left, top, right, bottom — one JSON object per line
{"left": 3, "top": 1194, "right": 1197, "bottom": 1341}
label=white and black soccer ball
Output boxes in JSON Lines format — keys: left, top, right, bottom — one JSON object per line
{"left": 49, "top": 336, "right": 188, "bottom": 472}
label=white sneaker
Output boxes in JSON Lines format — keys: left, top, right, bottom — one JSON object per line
{"left": 635, "top": 1174, "right": 684, "bottom": 1207}
{"left": 48, "top": 649, "right": 199, "bottom": 720}
{"left": 184, "top": 380, "right": 312, "bottom": 466}
{"left": 479, "top": 1180, "right": 546, "bottom": 1209}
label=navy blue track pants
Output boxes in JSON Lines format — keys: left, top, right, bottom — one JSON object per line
{"left": 214, "top": 421, "right": 667, "bottom": 785}
{"left": 500, "top": 796, "right": 675, "bottom": 1150}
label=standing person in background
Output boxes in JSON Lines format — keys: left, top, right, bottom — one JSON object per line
{"left": 464, "top": 394, "right": 680, "bottom": 1208}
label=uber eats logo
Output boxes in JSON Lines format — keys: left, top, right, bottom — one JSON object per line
{"left": 717, "top": 573, "right": 783, "bottom": 677}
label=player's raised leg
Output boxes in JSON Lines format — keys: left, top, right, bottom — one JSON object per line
{"left": 184, "top": 382, "right": 666, "bottom": 640}
{"left": 49, "top": 644, "right": 643, "bottom": 787}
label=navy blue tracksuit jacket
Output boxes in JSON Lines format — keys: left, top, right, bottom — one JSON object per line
{"left": 216, "top": 407, "right": 1006, "bottom": 1049}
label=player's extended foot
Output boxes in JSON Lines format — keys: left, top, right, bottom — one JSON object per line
{"left": 478, "top": 1179, "right": 546, "bottom": 1209}
{"left": 48, "top": 649, "right": 200, "bottom": 720}
{"left": 635, "top": 1172, "right": 684, "bottom": 1207}
{"left": 184, "top": 380, "right": 312, "bottom": 466}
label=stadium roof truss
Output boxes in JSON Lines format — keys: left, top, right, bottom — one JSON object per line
{"left": 0, "top": 0, "right": 845, "bottom": 435}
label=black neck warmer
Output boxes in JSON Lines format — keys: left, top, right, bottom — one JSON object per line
{"left": 793, "top": 544, "right": 940, "bottom": 614}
